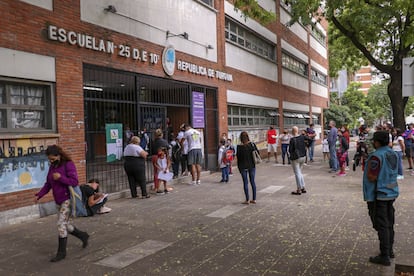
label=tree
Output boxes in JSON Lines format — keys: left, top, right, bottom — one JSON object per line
{"left": 233, "top": 0, "right": 276, "bottom": 24}
{"left": 286, "top": 0, "right": 414, "bottom": 130}
{"left": 323, "top": 92, "right": 353, "bottom": 127}
{"left": 366, "top": 82, "right": 392, "bottom": 125}
{"left": 341, "top": 83, "right": 375, "bottom": 128}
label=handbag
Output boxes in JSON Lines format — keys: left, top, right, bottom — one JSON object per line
{"left": 251, "top": 142, "right": 262, "bottom": 164}
{"left": 68, "top": 185, "right": 88, "bottom": 217}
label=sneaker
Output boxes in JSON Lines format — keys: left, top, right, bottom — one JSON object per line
{"left": 98, "top": 206, "right": 112, "bottom": 214}
{"left": 368, "top": 255, "right": 391, "bottom": 266}
{"left": 164, "top": 189, "right": 169, "bottom": 194}
{"left": 337, "top": 172, "right": 346, "bottom": 176}
{"left": 397, "top": 175, "right": 404, "bottom": 180}
{"left": 229, "top": 173, "right": 233, "bottom": 176}
{"left": 345, "top": 166, "right": 350, "bottom": 171}
{"left": 156, "top": 190, "right": 165, "bottom": 195}
{"left": 188, "top": 181, "right": 196, "bottom": 185}
{"left": 406, "top": 167, "right": 413, "bottom": 171}
{"left": 196, "top": 180, "right": 201, "bottom": 185}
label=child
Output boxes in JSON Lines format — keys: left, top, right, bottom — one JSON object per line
{"left": 80, "top": 179, "right": 111, "bottom": 216}
{"left": 322, "top": 134, "right": 329, "bottom": 162}
{"left": 226, "top": 138, "right": 235, "bottom": 175}
{"left": 218, "top": 139, "right": 229, "bottom": 183}
{"left": 155, "top": 149, "right": 173, "bottom": 195}
{"left": 336, "top": 130, "right": 349, "bottom": 176}
{"left": 170, "top": 138, "right": 181, "bottom": 179}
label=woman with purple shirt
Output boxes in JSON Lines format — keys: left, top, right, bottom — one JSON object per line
{"left": 35, "top": 145, "right": 89, "bottom": 262}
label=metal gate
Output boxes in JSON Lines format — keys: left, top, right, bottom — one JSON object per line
{"left": 83, "top": 64, "right": 217, "bottom": 193}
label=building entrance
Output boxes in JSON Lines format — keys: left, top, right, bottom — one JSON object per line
{"left": 83, "top": 65, "right": 217, "bottom": 193}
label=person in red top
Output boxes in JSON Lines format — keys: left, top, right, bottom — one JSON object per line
{"left": 267, "top": 126, "right": 279, "bottom": 163}
{"left": 341, "top": 125, "right": 351, "bottom": 169}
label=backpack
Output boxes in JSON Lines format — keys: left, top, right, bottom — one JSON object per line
{"left": 222, "top": 148, "right": 234, "bottom": 163}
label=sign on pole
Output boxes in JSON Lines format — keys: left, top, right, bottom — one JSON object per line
{"left": 403, "top": 57, "right": 414, "bottom": 97}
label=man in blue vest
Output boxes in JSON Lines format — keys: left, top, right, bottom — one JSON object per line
{"left": 363, "top": 131, "right": 399, "bottom": 266}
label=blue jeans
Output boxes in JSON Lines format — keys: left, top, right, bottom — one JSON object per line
{"left": 329, "top": 145, "right": 338, "bottom": 171}
{"left": 291, "top": 157, "right": 306, "bottom": 190}
{"left": 308, "top": 140, "right": 315, "bottom": 161}
{"left": 239, "top": 168, "right": 256, "bottom": 201}
{"left": 221, "top": 165, "right": 229, "bottom": 181}
{"left": 395, "top": 151, "right": 403, "bottom": 176}
{"left": 281, "top": 144, "right": 290, "bottom": 164}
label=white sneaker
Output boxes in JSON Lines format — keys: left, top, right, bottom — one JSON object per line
{"left": 98, "top": 206, "right": 112, "bottom": 214}
{"left": 397, "top": 175, "right": 404, "bottom": 180}
{"left": 196, "top": 180, "right": 201, "bottom": 185}
{"left": 189, "top": 181, "right": 196, "bottom": 185}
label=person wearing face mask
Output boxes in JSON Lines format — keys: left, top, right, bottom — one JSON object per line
{"left": 35, "top": 145, "right": 89, "bottom": 262}
{"left": 279, "top": 129, "right": 291, "bottom": 165}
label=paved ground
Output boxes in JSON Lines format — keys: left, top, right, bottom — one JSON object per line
{"left": 1, "top": 144, "right": 414, "bottom": 276}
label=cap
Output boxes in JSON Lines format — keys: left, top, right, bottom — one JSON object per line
{"left": 372, "top": 131, "right": 389, "bottom": 145}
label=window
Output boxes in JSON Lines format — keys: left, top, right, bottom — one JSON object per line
{"left": 228, "top": 105, "right": 279, "bottom": 127}
{"left": 311, "top": 68, "right": 328, "bottom": 86}
{"left": 282, "top": 52, "right": 308, "bottom": 77}
{"left": 0, "top": 79, "right": 54, "bottom": 132}
{"left": 198, "top": 0, "right": 214, "bottom": 8}
{"left": 225, "top": 18, "right": 276, "bottom": 61}
{"left": 311, "top": 24, "right": 326, "bottom": 46}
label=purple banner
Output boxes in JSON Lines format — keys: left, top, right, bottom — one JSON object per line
{"left": 192, "top": 91, "right": 205, "bottom": 128}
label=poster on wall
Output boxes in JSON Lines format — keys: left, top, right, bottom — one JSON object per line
{"left": 106, "top": 123, "right": 123, "bottom": 162}
{"left": 192, "top": 92, "right": 205, "bottom": 128}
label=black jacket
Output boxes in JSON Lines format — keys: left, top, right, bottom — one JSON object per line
{"left": 289, "top": 135, "right": 307, "bottom": 160}
{"left": 236, "top": 142, "right": 256, "bottom": 170}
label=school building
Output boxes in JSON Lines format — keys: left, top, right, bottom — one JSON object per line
{"left": 0, "top": 0, "right": 329, "bottom": 225}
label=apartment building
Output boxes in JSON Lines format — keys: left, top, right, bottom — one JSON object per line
{"left": 0, "top": 0, "right": 328, "bottom": 224}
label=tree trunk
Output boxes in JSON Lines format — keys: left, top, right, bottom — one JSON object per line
{"left": 388, "top": 71, "right": 405, "bottom": 130}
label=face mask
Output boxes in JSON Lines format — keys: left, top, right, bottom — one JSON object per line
{"left": 51, "top": 160, "right": 60, "bottom": 167}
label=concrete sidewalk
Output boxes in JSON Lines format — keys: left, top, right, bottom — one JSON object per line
{"left": 1, "top": 145, "right": 413, "bottom": 275}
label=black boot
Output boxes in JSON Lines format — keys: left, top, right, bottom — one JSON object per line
{"left": 50, "top": 237, "right": 67, "bottom": 262}
{"left": 70, "top": 227, "right": 89, "bottom": 248}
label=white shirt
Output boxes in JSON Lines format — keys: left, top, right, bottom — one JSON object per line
{"left": 123, "top": 143, "right": 144, "bottom": 157}
{"left": 392, "top": 136, "right": 404, "bottom": 152}
{"left": 177, "top": 131, "right": 189, "bottom": 154}
{"left": 185, "top": 128, "right": 202, "bottom": 151}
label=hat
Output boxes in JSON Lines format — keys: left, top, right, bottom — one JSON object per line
{"left": 372, "top": 131, "right": 389, "bottom": 146}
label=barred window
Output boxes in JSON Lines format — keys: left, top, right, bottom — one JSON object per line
{"left": 225, "top": 18, "right": 276, "bottom": 61}
{"left": 0, "top": 79, "right": 55, "bottom": 132}
{"left": 281, "top": 52, "right": 308, "bottom": 77}
{"left": 311, "top": 68, "right": 328, "bottom": 86}
{"left": 228, "top": 105, "right": 279, "bottom": 127}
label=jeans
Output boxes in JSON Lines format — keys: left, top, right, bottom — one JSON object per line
{"left": 368, "top": 200, "right": 395, "bottom": 257}
{"left": 291, "top": 157, "right": 306, "bottom": 190}
{"left": 329, "top": 145, "right": 338, "bottom": 171}
{"left": 281, "top": 144, "right": 290, "bottom": 164}
{"left": 308, "top": 140, "right": 315, "bottom": 161}
{"left": 221, "top": 165, "right": 229, "bottom": 182}
{"left": 239, "top": 168, "right": 256, "bottom": 201}
{"left": 395, "top": 151, "right": 403, "bottom": 176}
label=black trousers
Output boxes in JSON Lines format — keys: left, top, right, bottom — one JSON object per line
{"left": 367, "top": 200, "right": 395, "bottom": 257}
{"left": 124, "top": 157, "right": 146, "bottom": 197}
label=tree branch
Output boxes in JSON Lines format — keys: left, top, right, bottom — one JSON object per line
{"left": 331, "top": 15, "right": 392, "bottom": 74}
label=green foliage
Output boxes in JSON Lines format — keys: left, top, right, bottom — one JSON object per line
{"left": 366, "top": 82, "right": 391, "bottom": 121}
{"left": 286, "top": 0, "right": 414, "bottom": 129}
{"left": 341, "top": 83, "right": 374, "bottom": 128}
{"left": 233, "top": 0, "right": 276, "bottom": 24}
{"left": 323, "top": 103, "right": 352, "bottom": 128}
